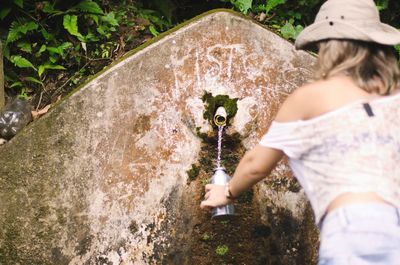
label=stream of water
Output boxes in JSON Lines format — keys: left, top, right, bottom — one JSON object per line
{"left": 216, "top": 125, "right": 224, "bottom": 168}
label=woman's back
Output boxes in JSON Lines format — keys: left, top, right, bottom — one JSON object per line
{"left": 261, "top": 79, "right": 400, "bottom": 223}
{"left": 275, "top": 74, "right": 399, "bottom": 123}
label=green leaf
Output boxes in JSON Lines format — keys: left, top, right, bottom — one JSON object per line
{"left": 13, "top": 0, "right": 23, "bottom": 8}
{"left": 46, "top": 46, "right": 61, "bottom": 55}
{"left": 3, "top": 45, "right": 10, "bottom": 60}
{"left": 60, "top": 42, "right": 73, "bottom": 50}
{"left": 19, "top": 88, "right": 29, "bottom": 100}
{"left": 63, "top": 15, "right": 84, "bottom": 39}
{"left": 231, "top": 0, "right": 253, "bottom": 14}
{"left": 6, "top": 21, "right": 38, "bottom": 43}
{"left": 44, "top": 64, "right": 66, "bottom": 71}
{"left": 42, "top": 1, "right": 61, "bottom": 15}
{"left": 38, "top": 65, "right": 45, "bottom": 77}
{"left": 70, "top": 0, "right": 104, "bottom": 14}
{"left": 280, "top": 22, "right": 303, "bottom": 40}
{"left": 7, "top": 21, "right": 22, "bottom": 43}
{"left": 96, "top": 26, "right": 106, "bottom": 36}
{"left": 88, "top": 14, "right": 99, "bottom": 25}
{"left": 101, "top": 12, "right": 119, "bottom": 26}
{"left": 395, "top": 45, "right": 400, "bottom": 60}
{"left": 40, "top": 28, "right": 53, "bottom": 41}
{"left": 266, "top": 0, "right": 285, "bottom": 14}
{"left": 294, "top": 25, "right": 304, "bottom": 39}
{"left": 46, "top": 42, "right": 72, "bottom": 58}
{"left": 19, "top": 21, "right": 38, "bottom": 34}
{"left": 0, "top": 7, "right": 11, "bottom": 20}
{"left": 10, "top": 81, "right": 23, "bottom": 88}
{"left": 25, "top": 76, "right": 43, "bottom": 85}
{"left": 39, "top": 44, "right": 46, "bottom": 53}
{"left": 149, "top": 25, "right": 159, "bottom": 37}
{"left": 17, "top": 42, "right": 32, "bottom": 53}
{"left": 10, "top": 55, "right": 37, "bottom": 70}
{"left": 84, "top": 32, "right": 99, "bottom": 42}
{"left": 43, "top": 1, "right": 55, "bottom": 13}
{"left": 35, "top": 44, "right": 46, "bottom": 57}
{"left": 376, "top": 0, "right": 389, "bottom": 11}
{"left": 38, "top": 63, "right": 66, "bottom": 77}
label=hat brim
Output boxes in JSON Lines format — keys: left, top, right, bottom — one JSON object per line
{"left": 295, "top": 20, "right": 400, "bottom": 50}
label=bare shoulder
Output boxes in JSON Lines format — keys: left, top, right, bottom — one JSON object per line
{"left": 275, "top": 80, "right": 327, "bottom": 122}
{"left": 274, "top": 75, "right": 368, "bottom": 122}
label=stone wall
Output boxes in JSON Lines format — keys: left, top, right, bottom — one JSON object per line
{"left": 0, "top": 10, "right": 318, "bottom": 264}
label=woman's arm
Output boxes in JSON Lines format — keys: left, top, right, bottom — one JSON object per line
{"left": 200, "top": 145, "right": 283, "bottom": 209}
{"left": 200, "top": 82, "right": 316, "bottom": 209}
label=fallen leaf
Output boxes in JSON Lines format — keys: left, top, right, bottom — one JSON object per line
{"left": 31, "top": 104, "right": 51, "bottom": 120}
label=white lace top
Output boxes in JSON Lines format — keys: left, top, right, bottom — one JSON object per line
{"left": 259, "top": 94, "right": 400, "bottom": 224}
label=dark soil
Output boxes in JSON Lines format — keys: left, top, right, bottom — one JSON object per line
{"left": 190, "top": 182, "right": 270, "bottom": 265}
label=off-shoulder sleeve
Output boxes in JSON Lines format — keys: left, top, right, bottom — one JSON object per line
{"left": 259, "top": 121, "right": 309, "bottom": 158}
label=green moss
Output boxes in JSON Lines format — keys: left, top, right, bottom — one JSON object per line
{"left": 215, "top": 245, "right": 229, "bottom": 256}
{"left": 194, "top": 127, "right": 243, "bottom": 182}
{"left": 201, "top": 92, "right": 238, "bottom": 127}
{"left": 201, "top": 233, "right": 212, "bottom": 241}
{"left": 187, "top": 164, "right": 201, "bottom": 182}
{"left": 237, "top": 189, "right": 253, "bottom": 203}
{"left": 0, "top": 105, "right": 79, "bottom": 264}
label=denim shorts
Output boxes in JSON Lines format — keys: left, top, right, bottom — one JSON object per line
{"left": 318, "top": 203, "right": 400, "bottom": 265}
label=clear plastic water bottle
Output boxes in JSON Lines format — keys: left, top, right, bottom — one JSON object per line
{"left": 211, "top": 167, "right": 235, "bottom": 219}
{"left": 0, "top": 98, "right": 32, "bottom": 140}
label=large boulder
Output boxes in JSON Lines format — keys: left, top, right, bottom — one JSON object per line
{"left": 0, "top": 41, "right": 4, "bottom": 109}
{"left": 0, "top": 10, "right": 317, "bottom": 265}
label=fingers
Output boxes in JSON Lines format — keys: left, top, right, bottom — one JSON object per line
{"left": 200, "top": 184, "right": 228, "bottom": 210}
{"left": 200, "top": 199, "right": 214, "bottom": 209}
{"left": 200, "top": 200, "right": 209, "bottom": 209}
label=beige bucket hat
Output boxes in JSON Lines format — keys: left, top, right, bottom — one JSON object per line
{"left": 295, "top": 0, "right": 400, "bottom": 50}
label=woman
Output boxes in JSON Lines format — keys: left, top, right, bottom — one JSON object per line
{"left": 200, "top": 0, "right": 400, "bottom": 263}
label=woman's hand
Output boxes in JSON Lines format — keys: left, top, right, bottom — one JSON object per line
{"left": 199, "top": 146, "right": 283, "bottom": 211}
{"left": 200, "top": 184, "right": 231, "bottom": 210}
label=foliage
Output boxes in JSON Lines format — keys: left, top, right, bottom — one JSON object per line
{"left": 265, "top": 0, "right": 285, "bottom": 15}
{"left": 215, "top": 245, "right": 229, "bottom": 256}
{"left": 376, "top": 0, "right": 389, "bottom": 11}
{"left": 0, "top": 0, "right": 172, "bottom": 99}
{"left": 230, "top": 0, "right": 253, "bottom": 14}
{"left": 280, "top": 20, "right": 303, "bottom": 40}
{"left": 2, "top": 0, "right": 400, "bottom": 103}
{"left": 220, "top": 0, "right": 400, "bottom": 60}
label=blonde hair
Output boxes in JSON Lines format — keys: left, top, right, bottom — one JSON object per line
{"left": 315, "top": 40, "right": 400, "bottom": 95}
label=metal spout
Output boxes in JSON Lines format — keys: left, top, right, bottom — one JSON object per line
{"left": 213, "top": 106, "right": 227, "bottom": 126}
